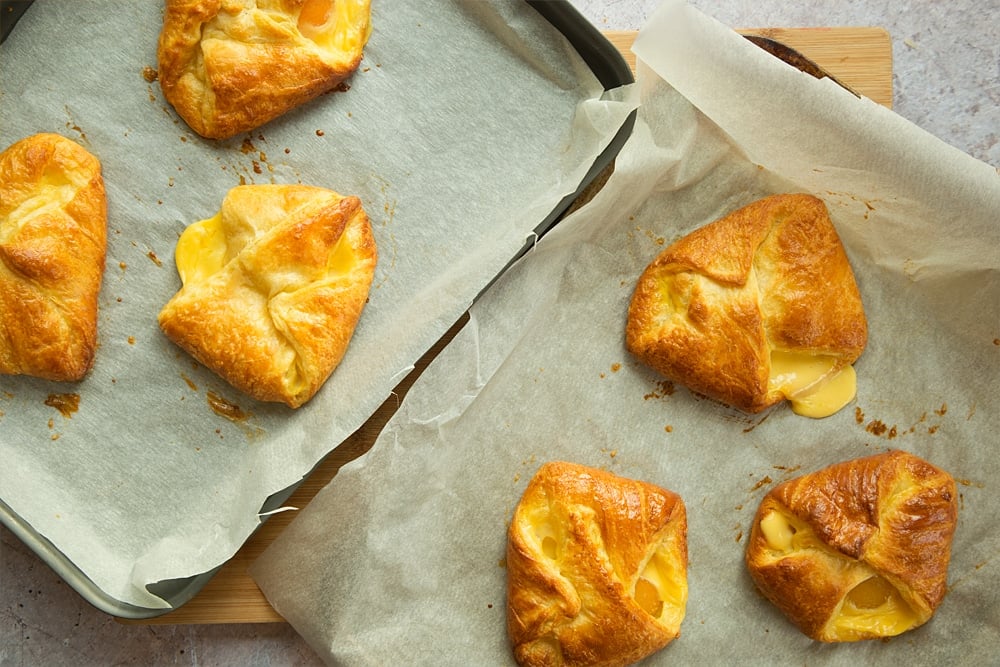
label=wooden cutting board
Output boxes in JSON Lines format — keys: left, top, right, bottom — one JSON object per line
{"left": 124, "top": 26, "right": 892, "bottom": 626}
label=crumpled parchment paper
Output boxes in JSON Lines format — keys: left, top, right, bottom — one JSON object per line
{"left": 250, "top": 0, "right": 1000, "bottom": 664}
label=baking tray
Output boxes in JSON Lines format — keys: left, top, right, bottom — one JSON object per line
{"left": 0, "top": 0, "right": 634, "bottom": 619}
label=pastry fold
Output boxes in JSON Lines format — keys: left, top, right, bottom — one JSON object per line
{"left": 506, "top": 461, "right": 687, "bottom": 667}
{"left": 625, "top": 193, "right": 867, "bottom": 416}
{"left": 157, "top": 0, "right": 372, "bottom": 139}
{"left": 745, "top": 450, "right": 957, "bottom": 642}
{"left": 157, "top": 184, "right": 376, "bottom": 408}
{"left": 0, "top": 133, "right": 107, "bottom": 381}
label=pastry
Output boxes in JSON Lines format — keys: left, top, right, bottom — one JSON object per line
{"left": 157, "top": 0, "right": 372, "bottom": 139}
{"left": 745, "top": 450, "right": 957, "bottom": 642}
{"left": 0, "top": 133, "right": 107, "bottom": 381}
{"left": 625, "top": 193, "right": 867, "bottom": 418}
{"left": 157, "top": 184, "right": 376, "bottom": 408}
{"left": 506, "top": 461, "right": 688, "bottom": 667}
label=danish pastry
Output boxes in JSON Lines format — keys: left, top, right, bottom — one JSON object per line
{"left": 506, "top": 461, "right": 688, "bottom": 667}
{"left": 625, "top": 193, "right": 867, "bottom": 417}
{"left": 0, "top": 133, "right": 107, "bottom": 381}
{"left": 745, "top": 450, "right": 957, "bottom": 642}
{"left": 157, "top": 0, "right": 373, "bottom": 139}
{"left": 157, "top": 184, "right": 376, "bottom": 408}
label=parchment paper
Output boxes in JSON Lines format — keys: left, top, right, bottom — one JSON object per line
{"left": 0, "top": 0, "right": 634, "bottom": 609}
{"left": 250, "top": 0, "right": 1000, "bottom": 664}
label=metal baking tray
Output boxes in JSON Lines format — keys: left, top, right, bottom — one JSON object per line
{"left": 0, "top": 0, "right": 634, "bottom": 619}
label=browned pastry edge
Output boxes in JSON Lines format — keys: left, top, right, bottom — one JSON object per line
{"left": 157, "top": 184, "right": 377, "bottom": 408}
{"left": 745, "top": 450, "right": 958, "bottom": 642}
{"left": 507, "top": 461, "right": 688, "bottom": 667}
{"left": 625, "top": 193, "right": 867, "bottom": 413}
{"left": 0, "top": 133, "right": 107, "bottom": 381}
{"left": 156, "top": 0, "right": 372, "bottom": 139}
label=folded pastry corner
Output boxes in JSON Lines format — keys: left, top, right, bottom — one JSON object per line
{"left": 625, "top": 193, "right": 867, "bottom": 418}
{"left": 0, "top": 133, "right": 107, "bottom": 382}
{"left": 506, "top": 461, "right": 688, "bottom": 667}
{"left": 157, "top": 0, "right": 373, "bottom": 139}
{"left": 157, "top": 183, "right": 376, "bottom": 408}
{"left": 745, "top": 450, "right": 958, "bottom": 642}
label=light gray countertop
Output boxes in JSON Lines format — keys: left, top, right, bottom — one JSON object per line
{"left": 2, "top": 1, "right": 997, "bottom": 665}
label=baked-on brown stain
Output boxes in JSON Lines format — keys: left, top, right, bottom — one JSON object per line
{"left": 643, "top": 379, "right": 676, "bottom": 401}
{"left": 207, "top": 391, "right": 248, "bottom": 422}
{"left": 45, "top": 393, "right": 80, "bottom": 418}
{"left": 866, "top": 419, "right": 889, "bottom": 436}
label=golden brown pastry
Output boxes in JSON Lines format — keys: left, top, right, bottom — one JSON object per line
{"left": 625, "top": 193, "right": 867, "bottom": 418}
{"left": 157, "top": 184, "right": 376, "bottom": 408}
{"left": 0, "top": 133, "right": 107, "bottom": 381}
{"left": 157, "top": 0, "right": 372, "bottom": 139}
{"left": 745, "top": 450, "right": 957, "bottom": 642}
{"left": 506, "top": 461, "right": 688, "bottom": 667}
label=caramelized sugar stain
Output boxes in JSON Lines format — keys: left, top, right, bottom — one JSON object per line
{"left": 857, "top": 402, "right": 952, "bottom": 439}
{"left": 206, "top": 391, "right": 248, "bottom": 422}
{"left": 44, "top": 393, "right": 80, "bottom": 418}
{"left": 643, "top": 379, "right": 675, "bottom": 401}
{"left": 206, "top": 391, "right": 266, "bottom": 440}
{"left": 740, "top": 409, "right": 771, "bottom": 433}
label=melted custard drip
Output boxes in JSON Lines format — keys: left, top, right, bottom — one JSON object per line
{"left": 768, "top": 350, "right": 857, "bottom": 418}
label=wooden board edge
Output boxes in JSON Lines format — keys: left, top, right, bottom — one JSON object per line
{"left": 603, "top": 26, "right": 892, "bottom": 108}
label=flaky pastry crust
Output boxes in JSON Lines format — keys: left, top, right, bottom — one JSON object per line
{"left": 506, "top": 461, "right": 688, "bottom": 667}
{"left": 745, "top": 450, "right": 957, "bottom": 642}
{"left": 625, "top": 193, "right": 867, "bottom": 413}
{"left": 0, "top": 133, "right": 107, "bottom": 381}
{"left": 157, "top": 184, "right": 376, "bottom": 408}
{"left": 157, "top": 0, "right": 372, "bottom": 139}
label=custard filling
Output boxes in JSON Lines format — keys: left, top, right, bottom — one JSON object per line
{"left": 175, "top": 212, "right": 228, "bottom": 286}
{"left": 832, "top": 575, "right": 920, "bottom": 639}
{"left": 768, "top": 350, "right": 857, "bottom": 418}
{"left": 759, "top": 509, "right": 921, "bottom": 639}
{"left": 632, "top": 539, "right": 687, "bottom": 627}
